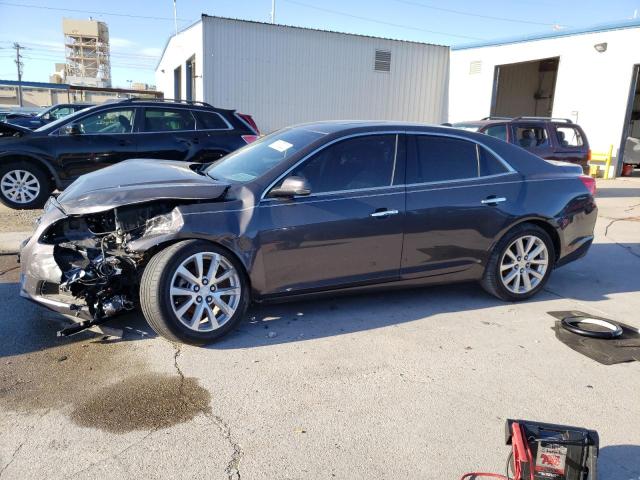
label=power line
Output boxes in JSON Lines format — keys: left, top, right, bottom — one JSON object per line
{"left": 390, "top": 0, "right": 568, "bottom": 27}
{"left": 20, "top": 56, "right": 156, "bottom": 70}
{"left": 283, "top": 0, "right": 484, "bottom": 41}
{"left": 0, "top": 1, "right": 193, "bottom": 22}
{"left": 0, "top": 41, "right": 160, "bottom": 60}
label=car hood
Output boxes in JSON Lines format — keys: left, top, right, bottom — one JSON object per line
{"left": 56, "top": 159, "right": 230, "bottom": 214}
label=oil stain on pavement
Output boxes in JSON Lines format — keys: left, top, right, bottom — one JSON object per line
{"left": 70, "top": 373, "right": 211, "bottom": 433}
{"left": 0, "top": 255, "right": 211, "bottom": 433}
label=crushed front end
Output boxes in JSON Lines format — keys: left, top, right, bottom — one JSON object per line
{"left": 19, "top": 198, "right": 183, "bottom": 332}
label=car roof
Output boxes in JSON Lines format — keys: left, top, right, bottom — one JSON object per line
{"left": 288, "top": 121, "right": 505, "bottom": 140}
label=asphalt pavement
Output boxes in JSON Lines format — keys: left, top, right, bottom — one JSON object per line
{"left": 0, "top": 178, "right": 639, "bottom": 479}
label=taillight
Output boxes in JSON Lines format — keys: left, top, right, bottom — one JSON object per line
{"left": 579, "top": 175, "right": 596, "bottom": 196}
{"left": 241, "top": 135, "right": 258, "bottom": 144}
{"left": 587, "top": 149, "right": 592, "bottom": 162}
{"left": 237, "top": 113, "right": 259, "bottom": 134}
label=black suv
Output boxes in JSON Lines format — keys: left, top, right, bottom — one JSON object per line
{"left": 452, "top": 117, "right": 590, "bottom": 173}
{"left": 0, "top": 99, "right": 259, "bottom": 209}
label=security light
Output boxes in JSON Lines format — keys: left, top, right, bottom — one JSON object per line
{"left": 594, "top": 42, "right": 608, "bottom": 53}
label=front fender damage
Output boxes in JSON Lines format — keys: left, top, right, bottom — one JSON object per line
{"left": 40, "top": 202, "right": 188, "bottom": 334}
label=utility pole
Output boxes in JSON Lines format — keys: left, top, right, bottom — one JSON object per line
{"left": 173, "top": 0, "right": 178, "bottom": 35}
{"left": 13, "top": 42, "right": 24, "bottom": 107}
{"left": 271, "top": 0, "right": 276, "bottom": 24}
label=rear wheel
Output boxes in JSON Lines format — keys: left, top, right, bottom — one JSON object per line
{"left": 481, "top": 224, "right": 555, "bottom": 301}
{"left": 140, "top": 240, "right": 249, "bottom": 345}
{"left": 0, "top": 161, "right": 52, "bottom": 209}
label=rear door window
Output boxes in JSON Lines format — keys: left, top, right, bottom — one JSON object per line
{"left": 513, "top": 126, "right": 550, "bottom": 150}
{"left": 408, "top": 135, "right": 509, "bottom": 183}
{"left": 143, "top": 108, "right": 195, "bottom": 132}
{"left": 555, "top": 126, "right": 584, "bottom": 148}
{"left": 408, "top": 135, "right": 478, "bottom": 183}
{"left": 484, "top": 124, "right": 507, "bottom": 142}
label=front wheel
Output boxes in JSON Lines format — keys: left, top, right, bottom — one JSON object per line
{"left": 140, "top": 240, "right": 249, "bottom": 345}
{"left": 0, "top": 161, "right": 52, "bottom": 209}
{"left": 481, "top": 224, "right": 555, "bottom": 301}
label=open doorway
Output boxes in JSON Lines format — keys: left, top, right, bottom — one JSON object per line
{"left": 620, "top": 64, "right": 640, "bottom": 173}
{"left": 491, "top": 57, "right": 559, "bottom": 118}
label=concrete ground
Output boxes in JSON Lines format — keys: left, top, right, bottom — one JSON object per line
{"left": 0, "top": 178, "right": 639, "bottom": 480}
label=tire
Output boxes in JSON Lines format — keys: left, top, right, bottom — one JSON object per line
{"left": 481, "top": 223, "right": 555, "bottom": 301}
{"left": 140, "top": 240, "right": 250, "bottom": 345}
{"left": 0, "top": 161, "right": 52, "bottom": 209}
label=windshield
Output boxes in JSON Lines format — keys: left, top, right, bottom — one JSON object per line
{"left": 34, "top": 106, "right": 95, "bottom": 133}
{"left": 452, "top": 123, "right": 481, "bottom": 132}
{"left": 35, "top": 105, "right": 56, "bottom": 119}
{"left": 205, "top": 128, "right": 326, "bottom": 183}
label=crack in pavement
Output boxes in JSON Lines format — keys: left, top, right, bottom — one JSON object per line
{"left": 172, "top": 343, "right": 244, "bottom": 480}
{"left": 0, "top": 443, "right": 24, "bottom": 478}
{"left": 0, "top": 409, "right": 50, "bottom": 478}
{"left": 65, "top": 428, "right": 158, "bottom": 479}
{"left": 604, "top": 217, "right": 640, "bottom": 260}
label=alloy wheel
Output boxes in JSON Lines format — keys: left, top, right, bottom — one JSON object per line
{"left": 1, "top": 169, "right": 40, "bottom": 204}
{"left": 169, "top": 251, "right": 242, "bottom": 332}
{"left": 499, "top": 235, "right": 549, "bottom": 294}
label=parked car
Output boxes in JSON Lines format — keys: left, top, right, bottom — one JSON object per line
{"left": 0, "top": 107, "right": 42, "bottom": 123}
{"left": 0, "top": 98, "right": 259, "bottom": 209}
{"left": 20, "top": 122, "right": 597, "bottom": 345}
{"left": 6, "top": 103, "right": 94, "bottom": 130}
{"left": 452, "top": 117, "right": 590, "bottom": 173}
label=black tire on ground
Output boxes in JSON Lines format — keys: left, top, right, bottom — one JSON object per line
{"left": 481, "top": 223, "right": 555, "bottom": 301}
{"left": 139, "top": 240, "right": 250, "bottom": 345}
{"left": 0, "top": 161, "right": 52, "bottom": 209}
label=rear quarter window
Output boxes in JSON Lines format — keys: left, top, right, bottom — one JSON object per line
{"left": 194, "top": 111, "right": 230, "bottom": 130}
{"left": 555, "top": 126, "right": 584, "bottom": 147}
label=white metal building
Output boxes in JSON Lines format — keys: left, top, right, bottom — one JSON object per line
{"left": 449, "top": 20, "right": 640, "bottom": 173}
{"left": 156, "top": 15, "right": 449, "bottom": 133}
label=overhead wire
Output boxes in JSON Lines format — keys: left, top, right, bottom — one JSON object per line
{"left": 283, "top": 0, "right": 485, "bottom": 41}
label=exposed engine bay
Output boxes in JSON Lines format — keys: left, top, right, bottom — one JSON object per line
{"left": 40, "top": 202, "right": 183, "bottom": 332}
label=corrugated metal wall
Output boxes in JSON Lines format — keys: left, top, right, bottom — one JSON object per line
{"left": 202, "top": 17, "right": 449, "bottom": 133}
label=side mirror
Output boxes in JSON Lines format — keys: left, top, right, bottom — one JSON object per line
{"left": 268, "top": 176, "right": 311, "bottom": 198}
{"left": 61, "top": 123, "right": 82, "bottom": 136}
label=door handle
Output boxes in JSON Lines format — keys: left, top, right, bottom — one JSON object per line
{"left": 119, "top": 139, "right": 132, "bottom": 146}
{"left": 370, "top": 209, "right": 399, "bottom": 218}
{"left": 481, "top": 197, "right": 507, "bottom": 205}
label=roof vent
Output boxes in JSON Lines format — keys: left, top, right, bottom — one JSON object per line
{"left": 374, "top": 49, "right": 391, "bottom": 72}
{"left": 469, "top": 60, "right": 482, "bottom": 74}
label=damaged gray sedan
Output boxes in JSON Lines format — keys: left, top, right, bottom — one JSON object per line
{"left": 19, "top": 122, "right": 597, "bottom": 344}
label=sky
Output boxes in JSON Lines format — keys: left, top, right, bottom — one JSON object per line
{"left": 0, "top": 0, "right": 639, "bottom": 89}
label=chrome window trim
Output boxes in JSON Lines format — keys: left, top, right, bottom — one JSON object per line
{"left": 190, "top": 107, "right": 233, "bottom": 132}
{"left": 409, "top": 130, "right": 516, "bottom": 174}
{"left": 140, "top": 106, "right": 232, "bottom": 133}
{"left": 260, "top": 184, "right": 405, "bottom": 204}
{"left": 260, "top": 188, "right": 405, "bottom": 208}
{"left": 260, "top": 131, "right": 404, "bottom": 201}
{"left": 49, "top": 105, "right": 139, "bottom": 137}
{"left": 259, "top": 129, "right": 518, "bottom": 202}
{"left": 50, "top": 105, "right": 233, "bottom": 136}
{"left": 405, "top": 171, "right": 517, "bottom": 189}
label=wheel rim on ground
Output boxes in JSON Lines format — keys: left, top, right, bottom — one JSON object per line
{"left": 499, "top": 234, "right": 549, "bottom": 294}
{"left": 169, "top": 251, "right": 241, "bottom": 332}
{"left": 1, "top": 169, "right": 40, "bottom": 204}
